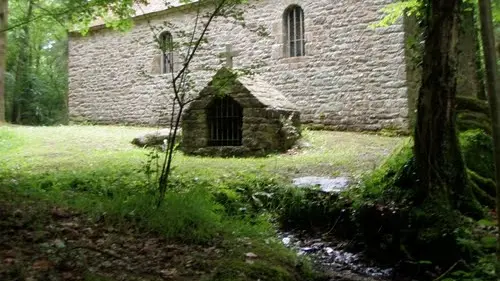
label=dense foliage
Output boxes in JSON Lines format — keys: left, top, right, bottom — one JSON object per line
{"left": 5, "top": 0, "right": 67, "bottom": 124}
{"left": 4, "top": 0, "right": 142, "bottom": 125}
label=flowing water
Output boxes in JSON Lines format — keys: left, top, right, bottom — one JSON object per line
{"left": 279, "top": 231, "right": 393, "bottom": 281}
{"left": 287, "top": 177, "right": 394, "bottom": 280}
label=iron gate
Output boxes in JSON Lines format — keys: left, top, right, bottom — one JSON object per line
{"left": 207, "top": 96, "right": 243, "bottom": 146}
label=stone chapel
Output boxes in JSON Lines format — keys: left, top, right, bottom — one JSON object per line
{"left": 68, "top": 0, "right": 413, "bottom": 132}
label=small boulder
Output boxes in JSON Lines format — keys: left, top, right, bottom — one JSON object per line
{"left": 132, "top": 128, "right": 182, "bottom": 148}
{"left": 292, "top": 176, "right": 350, "bottom": 193}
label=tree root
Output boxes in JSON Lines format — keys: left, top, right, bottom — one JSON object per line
{"left": 470, "top": 180, "right": 495, "bottom": 208}
{"left": 468, "top": 169, "right": 496, "bottom": 197}
{"left": 433, "top": 260, "right": 466, "bottom": 281}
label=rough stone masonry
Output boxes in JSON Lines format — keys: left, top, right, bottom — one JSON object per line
{"left": 68, "top": 0, "right": 410, "bottom": 131}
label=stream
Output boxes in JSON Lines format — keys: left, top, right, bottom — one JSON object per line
{"left": 279, "top": 231, "right": 392, "bottom": 281}
{"left": 288, "top": 176, "right": 393, "bottom": 281}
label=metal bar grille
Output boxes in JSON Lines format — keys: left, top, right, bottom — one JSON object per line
{"left": 287, "top": 6, "right": 305, "bottom": 57}
{"left": 161, "top": 32, "right": 174, "bottom": 73}
{"left": 208, "top": 96, "right": 243, "bottom": 146}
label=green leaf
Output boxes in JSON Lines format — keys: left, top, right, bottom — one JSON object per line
{"left": 370, "top": 0, "right": 421, "bottom": 28}
{"left": 480, "top": 236, "right": 497, "bottom": 249}
{"left": 478, "top": 219, "right": 495, "bottom": 227}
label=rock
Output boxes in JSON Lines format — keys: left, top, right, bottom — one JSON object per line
{"left": 101, "top": 261, "right": 112, "bottom": 268}
{"left": 311, "top": 242, "right": 325, "bottom": 249}
{"left": 292, "top": 176, "right": 350, "bottom": 192}
{"left": 299, "top": 247, "right": 314, "bottom": 253}
{"left": 325, "top": 247, "right": 335, "bottom": 255}
{"left": 131, "top": 128, "right": 182, "bottom": 148}
{"left": 32, "top": 259, "right": 54, "bottom": 271}
{"left": 160, "top": 268, "right": 178, "bottom": 278}
{"left": 51, "top": 207, "right": 73, "bottom": 219}
{"left": 13, "top": 209, "right": 23, "bottom": 218}
{"left": 282, "top": 237, "right": 291, "bottom": 246}
{"left": 295, "top": 139, "right": 313, "bottom": 149}
{"left": 245, "top": 252, "right": 258, "bottom": 264}
{"left": 53, "top": 239, "right": 66, "bottom": 249}
{"left": 245, "top": 252, "right": 258, "bottom": 259}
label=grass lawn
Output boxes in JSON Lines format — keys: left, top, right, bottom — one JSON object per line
{"left": 0, "top": 125, "right": 404, "bottom": 281}
{"left": 0, "top": 125, "right": 403, "bottom": 181}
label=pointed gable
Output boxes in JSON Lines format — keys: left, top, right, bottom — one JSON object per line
{"left": 182, "top": 67, "right": 301, "bottom": 157}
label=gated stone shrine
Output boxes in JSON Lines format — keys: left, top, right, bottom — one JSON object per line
{"left": 181, "top": 67, "right": 301, "bottom": 157}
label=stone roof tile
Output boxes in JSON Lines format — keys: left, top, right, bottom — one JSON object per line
{"left": 237, "top": 75, "right": 298, "bottom": 111}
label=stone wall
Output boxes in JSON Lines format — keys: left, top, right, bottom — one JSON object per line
{"left": 182, "top": 68, "right": 301, "bottom": 156}
{"left": 68, "top": 0, "right": 409, "bottom": 131}
{"left": 183, "top": 104, "right": 300, "bottom": 157}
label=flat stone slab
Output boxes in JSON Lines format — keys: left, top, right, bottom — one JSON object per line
{"left": 131, "top": 128, "right": 181, "bottom": 147}
{"left": 292, "top": 176, "right": 350, "bottom": 193}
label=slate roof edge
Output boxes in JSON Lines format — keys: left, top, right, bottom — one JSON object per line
{"left": 69, "top": 0, "right": 204, "bottom": 35}
{"left": 236, "top": 76, "right": 299, "bottom": 110}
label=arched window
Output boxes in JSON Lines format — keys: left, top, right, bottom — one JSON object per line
{"left": 284, "top": 5, "right": 305, "bottom": 57}
{"left": 207, "top": 96, "right": 243, "bottom": 146}
{"left": 160, "top": 31, "right": 174, "bottom": 73}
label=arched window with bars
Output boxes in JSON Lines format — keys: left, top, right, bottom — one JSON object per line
{"left": 159, "top": 31, "right": 174, "bottom": 73}
{"left": 207, "top": 96, "right": 243, "bottom": 146}
{"left": 284, "top": 5, "right": 305, "bottom": 57}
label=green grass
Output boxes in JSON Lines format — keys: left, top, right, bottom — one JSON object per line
{"left": 0, "top": 125, "right": 402, "bottom": 180}
{"left": 0, "top": 124, "right": 404, "bottom": 238}
{"left": 0, "top": 124, "right": 404, "bottom": 239}
{"left": 0, "top": 124, "right": 403, "bottom": 281}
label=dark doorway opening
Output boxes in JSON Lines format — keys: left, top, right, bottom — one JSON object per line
{"left": 207, "top": 96, "right": 243, "bottom": 146}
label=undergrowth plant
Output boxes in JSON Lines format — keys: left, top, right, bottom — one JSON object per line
{"left": 137, "top": 0, "right": 252, "bottom": 207}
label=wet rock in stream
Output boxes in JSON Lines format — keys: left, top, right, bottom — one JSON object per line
{"left": 279, "top": 232, "right": 392, "bottom": 281}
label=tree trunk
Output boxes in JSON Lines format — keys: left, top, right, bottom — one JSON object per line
{"left": 414, "top": 0, "right": 467, "bottom": 208}
{"left": 0, "top": 0, "right": 7, "bottom": 123}
{"left": 457, "top": 3, "right": 484, "bottom": 99}
{"left": 12, "top": 0, "right": 34, "bottom": 124}
{"left": 477, "top": 0, "right": 500, "bottom": 276}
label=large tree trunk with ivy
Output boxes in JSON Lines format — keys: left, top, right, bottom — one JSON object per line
{"left": 477, "top": 0, "right": 500, "bottom": 276}
{"left": 414, "top": 0, "right": 471, "bottom": 209}
{"left": 0, "top": 0, "right": 6, "bottom": 123}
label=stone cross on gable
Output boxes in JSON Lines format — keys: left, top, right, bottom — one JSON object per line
{"left": 219, "top": 44, "right": 240, "bottom": 69}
